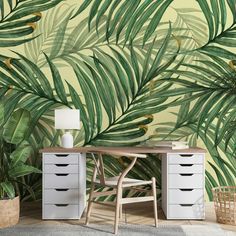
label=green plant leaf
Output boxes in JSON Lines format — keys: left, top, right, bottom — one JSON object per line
{"left": 10, "top": 145, "right": 32, "bottom": 168}
{"left": 71, "top": 0, "right": 93, "bottom": 19}
{"left": 88, "top": 0, "right": 102, "bottom": 31}
{"left": 70, "top": 0, "right": 171, "bottom": 47}
{"left": 23, "top": 4, "right": 73, "bottom": 67}
{"left": 14, "top": 52, "right": 54, "bottom": 99}
{"left": 3, "top": 108, "right": 31, "bottom": 145}
{"left": 0, "top": 102, "right": 4, "bottom": 126}
{"left": 142, "top": 0, "right": 173, "bottom": 46}
{"left": 0, "top": 0, "right": 63, "bottom": 48}
{"left": 0, "top": 182, "right": 15, "bottom": 199}
{"left": 66, "top": 82, "right": 90, "bottom": 144}
{"left": 115, "top": 0, "right": 140, "bottom": 44}
{"left": 72, "top": 62, "right": 102, "bottom": 139}
{"left": 8, "top": 164, "right": 41, "bottom": 178}
{"left": 210, "top": 0, "right": 219, "bottom": 38}
{"left": 227, "top": 0, "right": 236, "bottom": 23}
{"left": 44, "top": 54, "right": 67, "bottom": 104}
{"left": 200, "top": 45, "right": 236, "bottom": 60}
{"left": 197, "top": 0, "right": 214, "bottom": 40}
{"left": 182, "top": 0, "right": 236, "bottom": 60}
{"left": 123, "top": 0, "right": 152, "bottom": 46}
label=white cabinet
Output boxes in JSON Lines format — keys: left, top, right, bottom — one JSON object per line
{"left": 42, "top": 152, "right": 86, "bottom": 219}
{"left": 162, "top": 152, "right": 205, "bottom": 219}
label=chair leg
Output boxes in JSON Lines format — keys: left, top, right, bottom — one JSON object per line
{"left": 114, "top": 186, "right": 122, "bottom": 234}
{"left": 85, "top": 183, "right": 95, "bottom": 225}
{"left": 119, "top": 205, "right": 122, "bottom": 220}
{"left": 152, "top": 177, "right": 158, "bottom": 227}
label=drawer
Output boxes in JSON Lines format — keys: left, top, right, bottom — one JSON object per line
{"left": 44, "top": 174, "right": 78, "bottom": 188}
{"left": 168, "top": 154, "right": 204, "bottom": 164}
{"left": 44, "top": 164, "right": 78, "bottom": 173}
{"left": 43, "top": 153, "right": 79, "bottom": 164}
{"left": 169, "top": 189, "right": 204, "bottom": 204}
{"left": 44, "top": 189, "right": 79, "bottom": 204}
{"left": 169, "top": 174, "right": 203, "bottom": 188}
{"left": 43, "top": 204, "right": 79, "bottom": 219}
{"left": 169, "top": 164, "right": 203, "bottom": 174}
{"left": 168, "top": 204, "right": 205, "bottom": 219}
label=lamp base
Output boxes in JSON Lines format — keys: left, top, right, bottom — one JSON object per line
{"left": 61, "top": 132, "right": 73, "bottom": 148}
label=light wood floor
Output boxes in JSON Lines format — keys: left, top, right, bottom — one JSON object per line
{"left": 19, "top": 202, "right": 236, "bottom": 233}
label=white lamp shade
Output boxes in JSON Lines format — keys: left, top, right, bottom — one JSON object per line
{"left": 55, "top": 109, "right": 80, "bottom": 130}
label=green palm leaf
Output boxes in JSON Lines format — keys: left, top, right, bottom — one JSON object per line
{"left": 189, "top": 0, "right": 236, "bottom": 59}
{"left": 66, "top": 0, "right": 173, "bottom": 46}
{"left": 24, "top": 4, "right": 173, "bottom": 69}
{"left": 172, "top": 8, "right": 205, "bottom": 46}
{"left": 24, "top": 4, "right": 73, "bottom": 67}
{"left": 44, "top": 54, "right": 67, "bottom": 104}
{"left": 161, "top": 58, "right": 236, "bottom": 149}
{"left": 2, "top": 25, "right": 178, "bottom": 148}
{"left": 168, "top": 1, "right": 236, "bottom": 60}
{"left": 0, "top": 0, "right": 63, "bottom": 48}
{"left": 171, "top": 7, "right": 210, "bottom": 67}
{"left": 59, "top": 26, "right": 181, "bottom": 146}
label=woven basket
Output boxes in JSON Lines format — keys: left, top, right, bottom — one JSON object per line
{"left": 212, "top": 186, "right": 236, "bottom": 225}
{"left": 0, "top": 196, "right": 19, "bottom": 228}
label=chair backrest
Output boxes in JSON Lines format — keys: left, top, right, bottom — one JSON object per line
{"left": 89, "top": 150, "right": 147, "bottom": 185}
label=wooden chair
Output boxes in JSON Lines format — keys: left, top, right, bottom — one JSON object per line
{"left": 85, "top": 150, "right": 158, "bottom": 234}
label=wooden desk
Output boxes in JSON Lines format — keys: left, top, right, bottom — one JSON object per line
{"left": 40, "top": 146, "right": 206, "bottom": 154}
{"left": 40, "top": 146, "right": 206, "bottom": 220}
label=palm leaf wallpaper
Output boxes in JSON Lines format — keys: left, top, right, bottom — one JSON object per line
{"left": 0, "top": 0, "right": 235, "bottom": 201}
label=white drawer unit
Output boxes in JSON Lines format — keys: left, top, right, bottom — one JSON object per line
{"left": 168, "top": 173, "right": 203, "bottom": 188}
{"left": 44, "top": 173, "right": 79, "bottom": 188}
{"left": 43, "top": 153, "right": 79, "bottom": 164}
{"left": 168, "top": 164, "right": 203, "bottom": 174}
{"left": 44, "top": 189, "right": 79, "bottom": 204}
{"left": 168, "top": 204, "right": 205, "bottom": 219}
{"left": 42, "top": 152, "right": 86, "bottom": 220}
{"left": 168, "top": 154, "right": 204, "bottom": 164}
{"left": 44, "top": 164, "right": 78, "bottom": 173}
{"left": 162, "top": 152, "right": 205, "bottom": 219}
{"left": 168, "top": 189, "right": 204, "bottom": 204}
{"left": 44, "top": 204, "right": 81, "bottom": 219}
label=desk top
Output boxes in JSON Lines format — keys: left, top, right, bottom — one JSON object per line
{"left": 40, "top": 146, "right": 206, "bottom": 154}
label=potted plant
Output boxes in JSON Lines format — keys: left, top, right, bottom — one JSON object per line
{"left": 0, "top": 103, "right": 41, "bottom": 228}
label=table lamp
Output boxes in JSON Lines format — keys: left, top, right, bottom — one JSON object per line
{"left": 55, "top": 109, "right": 80, "bottom": 148}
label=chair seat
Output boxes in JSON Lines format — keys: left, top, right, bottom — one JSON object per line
{"left": 94, "top": 176, "right": 152, "bottom": 187}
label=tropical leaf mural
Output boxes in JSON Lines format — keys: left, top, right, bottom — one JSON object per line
{"left": 0, "top": 0, "right": 235, "bottom": 201}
